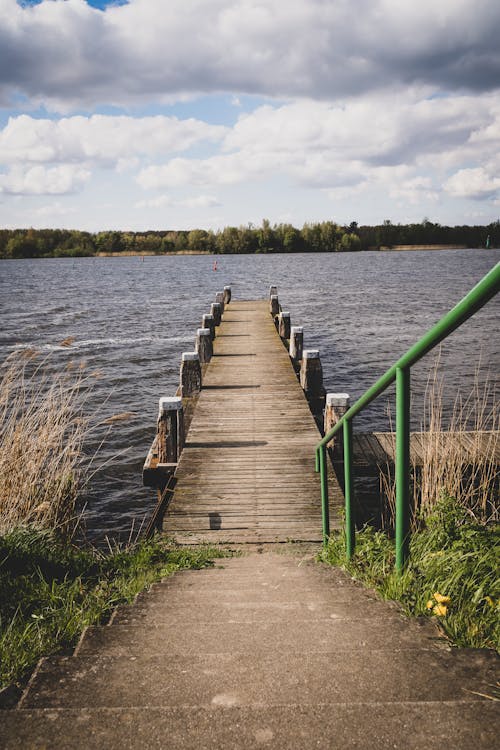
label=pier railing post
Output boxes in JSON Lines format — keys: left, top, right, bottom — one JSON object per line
{"left": 223, "top": 286, "right": 231, "bottom": 304}
{"left": 196, "top": 328, "right": 213, "bottom": 364}
{"left": 158, "top": 396, "right": 184, "bottom": 463}
{"left": 289, "top": 325, "right": 303, "bottom": 363}
{"left": 319, "top": 443, "right": 330, "bottom": 546}
{"left": 215, "top": 291, "right": 225, "bottom": 315}
{"left": 300, "top": 349, "right": 326, "bottom": 413}
{"left": 343, "top": 417, "right": 355, "bottom": 559}
{"left": 269, "top": 285, "right": 277, "bottom": 298}
{"left": 278, "top": 311, "right": 291, "bottom": 340}
{"left": 325, "top": 393, "right": 350, "bottom": 451}
{"left": 396, "top": 366, "right": 411, "bottom": 570}
{"left": 270, "top": 294, "right": 279, "bottom": 317}
{"left": 202, "top": 313, "right": 216, "bottom": 341}
{"left": 180, "top": 352, "right": 202, "bottom": 397}
{"left": 211, "top": 302, "right": 222, "bottom": 327}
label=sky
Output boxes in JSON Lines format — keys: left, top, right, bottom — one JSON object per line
{"left": 0, "top": 0, "right": 500, "bottom": 232}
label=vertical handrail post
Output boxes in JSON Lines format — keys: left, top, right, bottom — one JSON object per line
{"left": 319, "top": 444, "right": 330, "bottom": 546}
{"left": 343, "top": 418, "right": 355, "bottom": 559}
{"left": 396, "top": 366, "right": 411, "bottom": 570}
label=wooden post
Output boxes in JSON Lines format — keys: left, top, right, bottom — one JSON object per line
{"left": 211, "top": 302, "right": 222, "bottom": 326}
{"left": 270, "top": 294, "right": 279, "bottom": 316}
{"left": 215, "top": 291, "right": 225, "bottom": 315}
{"left": 223, "top": 285, "right": 231, "bottom": 304}
{"left": 196, "top": 327, "right": 213, "bottom": 363}
{"left": 269, "top": 285, "right": 278, "bottom": 298}
{"left": 300, "top": 349, "right": 325, "bottom": 412}
{"left": 278, "top": 311, "right": 291, "bottom": 340}
{"left": 158, "top": 396, "right": 184, "bottom": 463}
{"left": 202, "top": 313, "right": 216, "bottom": 341}
{"left": 325, "top": 392, "right": 350, "bottom": 452}
{"left": 180, "top": 352, "right": 202, "bottom": 397}
{"left": 289, "top": 325, "right": 303, "bottom": 362}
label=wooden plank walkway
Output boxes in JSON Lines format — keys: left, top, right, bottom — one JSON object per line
{"left": 163, "top": 300, "right": 341, "bottom": 544}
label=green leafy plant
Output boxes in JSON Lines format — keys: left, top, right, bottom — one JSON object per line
{"left": 322, "top": 494, "right": 499, "bottom": 651}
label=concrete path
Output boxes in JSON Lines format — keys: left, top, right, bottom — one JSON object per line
{"left": 1, "top": 547, "right": 498, "bottom": 749}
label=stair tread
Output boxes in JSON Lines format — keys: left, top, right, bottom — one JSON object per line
{"left": 2, "top": 703, "right": 499, "bottom": 750}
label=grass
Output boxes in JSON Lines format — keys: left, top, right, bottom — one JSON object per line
{"left": 321, "top": 494, "right": 500, "bottom": 651}
{"left": 0, "top": 526, "right": 229, "bottom": 694}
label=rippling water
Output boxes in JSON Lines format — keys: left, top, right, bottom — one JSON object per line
{"left": 1, "top": 250, "right": 498, "bottom": 541}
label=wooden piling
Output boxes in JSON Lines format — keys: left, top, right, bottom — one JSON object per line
{"left": 289, "top": 325, "right": 303, "bottom": 362}
{"left": 202, "top": 313, "right": 216, "bottom": 341}
{"left": 269, "top": 285, "right": 278, "bottom": 298}
{"left": 300, "top": 349, "right": 325, "bottom": 412}
{"left": 157, "top": 396, "right": 184, "bottom": 463}
{"left": 278, "top": 311, "right": 291, "bottom": 340}
{"left": 196, "top": 328, "right": 213, "bottom": 363}
{"left": 325, "top": 393, "right": 350, "bottom": 451}
{"left": 211, "top": 302, "right": 222, "bottom": 326}
{"left": 180, "top": 352, "right": 202, "bottom": 397}
{"left": 215, "top": 292, "right": 225, "bottom": 315}
{"left": 223, "top": 286, "right": 232, "bottom": 304}
{"left": 270, "top": 294, "right": 279, "bottom": 316}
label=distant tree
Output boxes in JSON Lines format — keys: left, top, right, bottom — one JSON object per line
{"left": 339, "top": 232, "right": 361, "bottom": 252}
{"left": 319, "top": 221, "right": 339, "bottom": 252}
{"left": 257, "top": 219, "right": 277, "bottom": 253}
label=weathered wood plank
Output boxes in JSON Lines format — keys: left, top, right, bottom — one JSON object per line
{"left": 353, "top": 430, "right": 498, "bottom": 469}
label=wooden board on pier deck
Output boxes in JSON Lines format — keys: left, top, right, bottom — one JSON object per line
{"left": 348, "top": 430, "right": 499, "bottom": 473}
{"left": 163, "top": 299, "right": 341, "bottom": 544}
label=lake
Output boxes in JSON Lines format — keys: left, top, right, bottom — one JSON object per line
{"left": 1, "top": 249, "right": 498, "bottom": 542}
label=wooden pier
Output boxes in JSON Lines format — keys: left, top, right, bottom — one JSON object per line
{"left": 143, "top": 289, "right": 498, "bottom": 543}
{"left": 158, "top": 299, "right": 341, "bottom": 544}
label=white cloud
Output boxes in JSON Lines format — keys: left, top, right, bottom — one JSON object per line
{"left": 0, "top": 114, "right": 226, "bottom": 166}
{"left": 0, "top": 0, "right": 499, "bottom": 110}
{"left": 0, "top": 164, "right": 90, "bottom": 194}
{"left": 136, "top": 93, "right": 500, "bottom": 202}
{"left": 444, "top": 167, "right": 500, "bottom": 200}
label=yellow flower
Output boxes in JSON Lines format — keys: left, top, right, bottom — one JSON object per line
{"left": 433, "top": 592, "right": 451, "bottom": 605}
{"left": 426, "top": 600, "right": 434, "bottom": 610}
{"left": 433, "top": 604, "right": 448, "bottom": 616}
{"left": 484, "top": 596, "right": 495, "bottom": 608}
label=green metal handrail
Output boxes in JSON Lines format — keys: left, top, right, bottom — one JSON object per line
{"left": 315, "top": 261, "right": 500, "bottom": 569}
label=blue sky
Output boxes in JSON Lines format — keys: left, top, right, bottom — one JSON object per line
{"left": 1, "top": 0, "right": 500, "bottom": 232}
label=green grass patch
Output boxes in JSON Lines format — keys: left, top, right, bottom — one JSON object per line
{"left": 0, "top": 527, "right": 229, "bottom": 692}
{"left": 321, "top": 495, "right": 499, "bottom": 651}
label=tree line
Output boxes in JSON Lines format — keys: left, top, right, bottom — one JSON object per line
{"left": 0, "top": 219, "right": 497, "bottom": 258}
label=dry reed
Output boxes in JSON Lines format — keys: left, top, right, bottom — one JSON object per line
{"left": 380, "top": 355, "right": 499, "bottom": 528}
{"left": 0, "top": 351, "right": 94, "bottom": 536}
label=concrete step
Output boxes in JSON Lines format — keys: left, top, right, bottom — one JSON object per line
{"left": 110, "top": 591, "right": 400, "bottom": 622}
{"left": 76, "top": 615, "right": 442, "bottom": 656}
{"left": 20, "top": 648, "right": 498, "bottom": 709}
{"left": 2, "top": 702, "right": 499, "bottom": 750}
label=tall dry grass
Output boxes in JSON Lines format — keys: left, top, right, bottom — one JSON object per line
{"left": 0, "top": 350, "right": 94, "bottom": 536}
{"left": 381, "top": 356, "right": 499, "bottom": 528}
